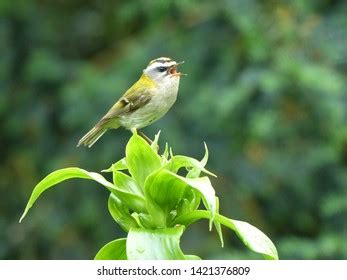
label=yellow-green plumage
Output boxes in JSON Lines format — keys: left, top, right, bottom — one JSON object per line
{"left": 78, "top": 57, "right": 182, "bottom": 147}
{"left": 78, "top": 74, "right": 156, "bottom": 147}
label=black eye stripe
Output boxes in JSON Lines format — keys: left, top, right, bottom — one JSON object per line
{"left": 157, "top": 66, "right": 168, "bottom": 72}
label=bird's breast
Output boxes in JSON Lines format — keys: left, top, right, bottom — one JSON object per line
{"left": 153, "top": 77, "right": 180, "bottom": 109}
{"left": 119, "top": 77, "right": 180, "bottom": 129}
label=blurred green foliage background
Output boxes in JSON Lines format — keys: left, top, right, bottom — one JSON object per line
{"left": 1, "top": 0, "right": 347, "bottom": 259}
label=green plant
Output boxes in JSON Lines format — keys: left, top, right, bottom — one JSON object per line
{"left": 20, "top": 131, "right": 278, "bottom": 260}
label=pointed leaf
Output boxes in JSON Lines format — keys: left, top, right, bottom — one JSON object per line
{"left": 108, "top": 194, "right": 138, "bottom": 232}
{"left": 113, "top": 171, "right": 143, "bottom": 196}
{"left": 126, "top": 132, "right": 162, "bottom": 188}
{"left": 145, "top": 169, "right": 192, "bottom": 218}
{"left": 201, "top": 142, "right": 209, "bottom": 166}
{"left": 150, "top": 130, "right": 161, "bottom": 151}
{"left": 214, "top": 197, "right": 224, "bottom": 247}
{"left": 230, "top": 219, "right": 278, "bottom": 260}
{"left": 176, "top": 198, "right": 193, "bottom": 217}
{"left": 20, "top": 167, "right": 146, "bottom": 222}
{"left": 168, "top": 155, "right": 216, "bottom": 178}
{"left": 94, "top": 238, "right": 127, "bottom": 260}
{"left": 126, "top": 226, "right": 186, "bottom": 260}
{"left": 176, "top": 190, "right": 201, "bottom": 217}
{"left": 20, "top": 167, "right": 112, "bottom": 222}
{"left": 175, "top": 175, "right": 216, "bottom": 228}
{"left": 161, "top": 142, "right": 169, "bottom": 165}
{"left": 173, "top": 211, "right": 278, "bottom": 260}
{"left": 187, "top": 142, "right": 210, "bottom": 178}
{"left": 102, "top": 158, "right": 128, "bottom": 173}
{"left": 131, "top": 213, "right": 154, "bottom": 229}
{"left": 169, "top": 147, "right": 174, "bottom": 158}
{"left": 103, "top": 160, "right": 143, "bottom": 197}
{"left": 144, "top": 169, "right": 216, "bottom": 228}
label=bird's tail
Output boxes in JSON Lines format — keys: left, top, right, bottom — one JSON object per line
{"left": 77, "top": 126, "right": 107, "bottom": 148}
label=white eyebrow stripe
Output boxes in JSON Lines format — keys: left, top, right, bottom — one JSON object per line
{"left": 149, "top": 57, "right": 173, "bottom": 64}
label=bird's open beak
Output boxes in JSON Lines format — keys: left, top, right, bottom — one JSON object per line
{"left": 169, "top": 61, "right": 186, "bottom": 77}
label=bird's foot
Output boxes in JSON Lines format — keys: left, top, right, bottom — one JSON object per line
{"left": 138, "top": 130, "right": 153, "bottom": 145}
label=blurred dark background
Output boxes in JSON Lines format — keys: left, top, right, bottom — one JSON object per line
{"left": 1, "top": 0, "right": 347, "bottom": 259}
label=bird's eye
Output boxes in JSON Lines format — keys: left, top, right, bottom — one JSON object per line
{"left": 157, "top": 66, "right": 167, "bottom": 72}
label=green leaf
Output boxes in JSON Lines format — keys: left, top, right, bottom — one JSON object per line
{"left": 144, "top": 169, "right": 216, "bottom": 228}
{"left": 145, "top": 169, "right": 192, "bottom": 227}
{"left": 113, "top": 171, "right": 143, "bottom": 196}
{"left": 126, "top": 132, "right": 162, "bottom": 188}
{"left": 131, "top": 213, "right": 154, "bottom": 229}
{"left": 187, "top": 142, "right": 211, "bottom": 178}
{"left": 19, "top": 167, "right": 146, "bottom": 222}
{"left": 176, "top": 190, "right": 201, "bottom": 217}
{"left": 214, "top": 197, "right": 224, "bottom": 247}
{"left": 162, "top": 143, "right": 169, "bottom": 162}
{"left": 126, "top": 226, "right": 186, "bottom": 260}
{"left": 176, "top": 198, "right": 193, "bottom": 217}
{"left": 230, "top": 219, "right": 278, "bottom": 260}
{"left": 20, "top": 167, "right": 112, "bottom": 222}
{"left": 167, "top": 155, "right": 216, "bottom": 178}
{"left": 102, "top": 158, "right": 128, "bottom": 173}
{"left": 150, "top": 130, "right": 161, "bottom": 151}
{"left": 201, "top": 142, "right": 209, "bottom": 166}
{"left": 94, "top": 238, "right": 127, "bottom": 260}
{"left": 173, "top": 211, "right": 278, "bottom": 260}
{"left": 103, "top": 160, "right": 143, "bottom": 196}
{"left": 108, "top": 194, "right": 138, "bottom": 232}
{"left": 175, "top": 175, "right": 216, "bottom": 229}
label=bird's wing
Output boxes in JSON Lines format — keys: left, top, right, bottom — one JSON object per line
{"left": 95, "top": 80, "right": 153, "bottom": 127}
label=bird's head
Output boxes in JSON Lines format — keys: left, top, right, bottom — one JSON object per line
{"left": 143, "top": 57, "right": 185, "bottom": 83}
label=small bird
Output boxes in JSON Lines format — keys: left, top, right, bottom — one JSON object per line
{"left": 77, "top": 57, "right": 184, "bottom": 147}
